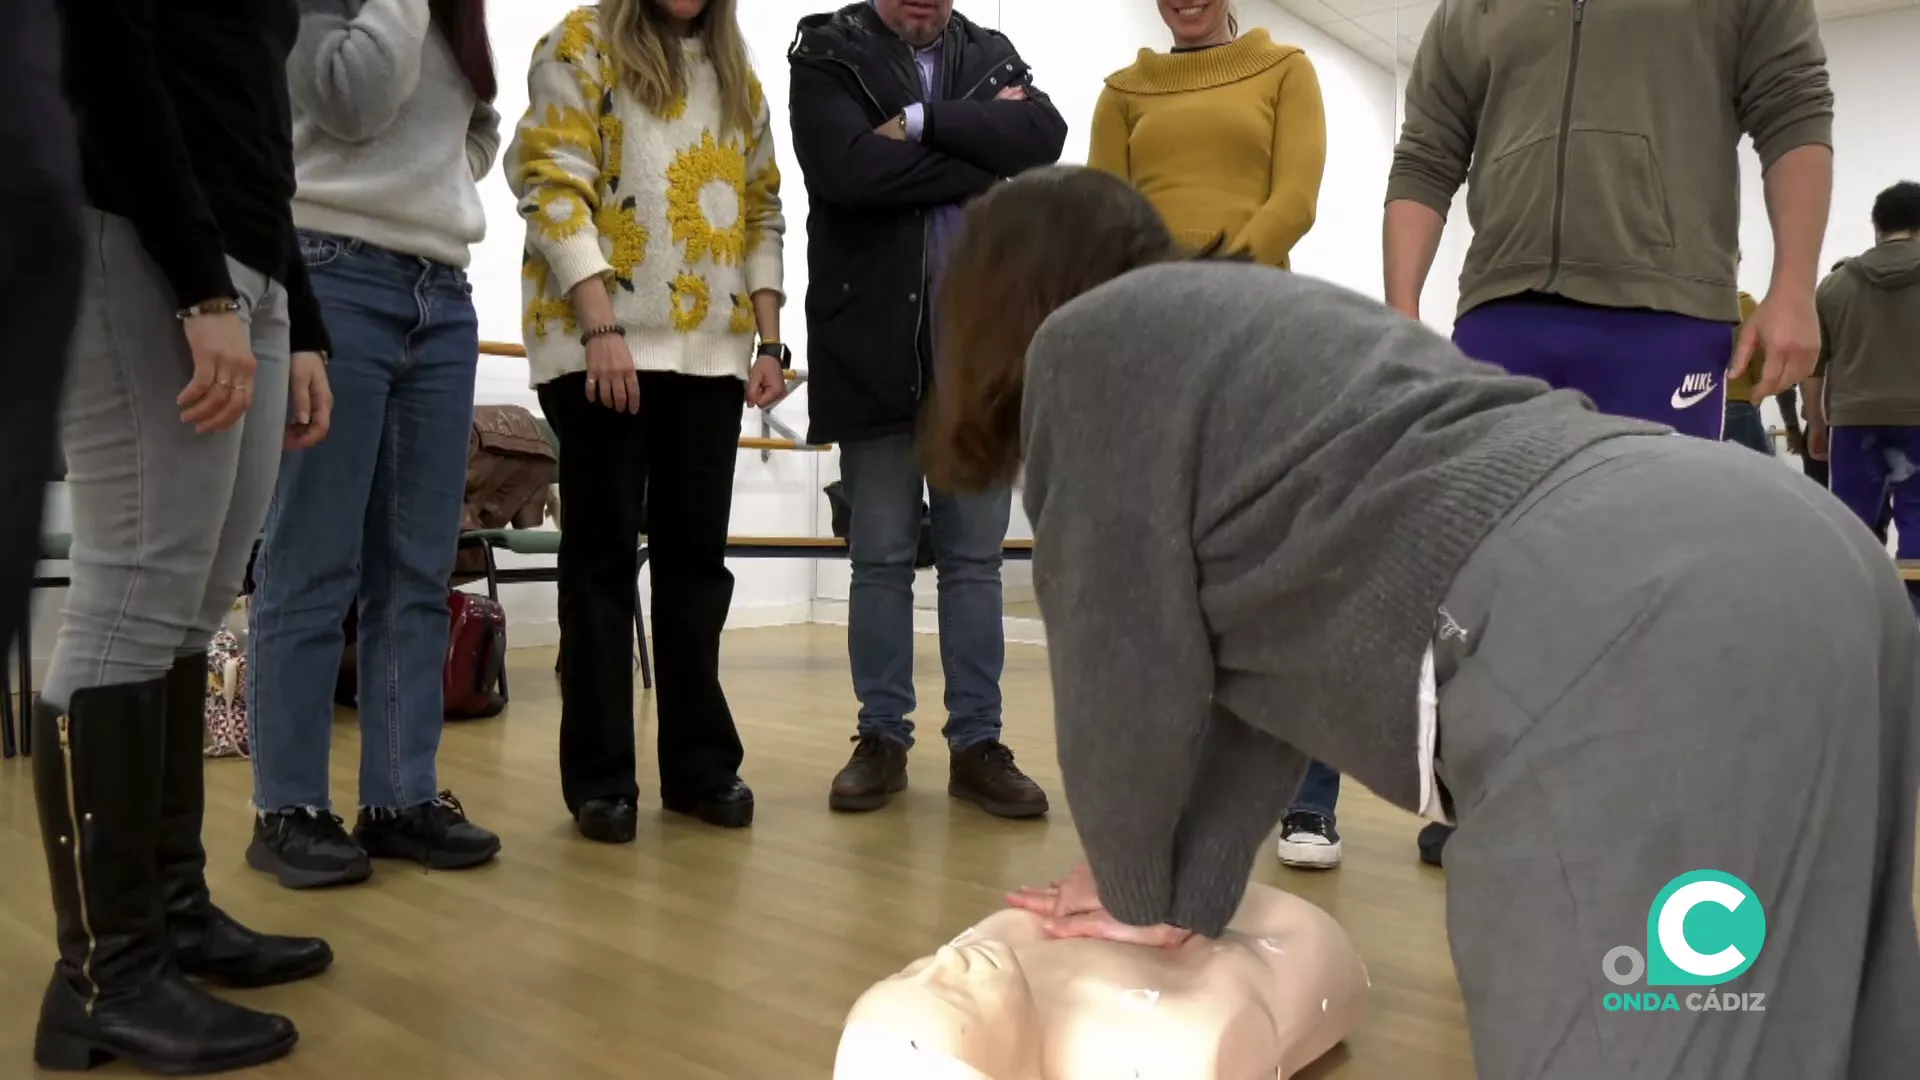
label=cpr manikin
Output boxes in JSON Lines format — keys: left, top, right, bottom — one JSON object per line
{"left": 834, "top": 885, "right": 1368, "bottom": 1080}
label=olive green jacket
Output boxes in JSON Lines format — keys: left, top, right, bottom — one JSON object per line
{"left": 1388, "top": 0, "right": 1833, "bottom": 323}
{"left": 1816, "top": 238, "right": 1920, "bottom": 427}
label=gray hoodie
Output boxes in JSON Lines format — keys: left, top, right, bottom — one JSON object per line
{"left": 1019, "top": 262, "right": 1660, "bottom": 937}
{"left": 1815, "top": 238, "right": 1920, "bottom": 427}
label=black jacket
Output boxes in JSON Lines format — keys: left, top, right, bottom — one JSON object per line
{"left": 788, "top": 4, "right": 1066, "bottom": 445}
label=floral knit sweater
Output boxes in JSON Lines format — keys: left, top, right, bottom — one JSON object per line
{"left": 507, "top": 9, "right": 785, "bottom": 387}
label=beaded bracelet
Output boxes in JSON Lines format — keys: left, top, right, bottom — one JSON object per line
{"left": 176, "top": 298, "right": 242, "bottom": 322}
{"left": 580, "top": 324, "right": 627, "bottom": 345}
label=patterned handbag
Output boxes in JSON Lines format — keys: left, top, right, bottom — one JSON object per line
{"left": 204, "top": 629, "right": 249, "bottom": 759}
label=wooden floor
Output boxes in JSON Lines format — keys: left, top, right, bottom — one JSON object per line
{"left": 0, "top": 625, "right": 1471, "bottom": 1079}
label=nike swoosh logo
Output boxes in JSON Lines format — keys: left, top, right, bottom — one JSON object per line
{"left": 1671, "top": 387, "right": 1716, "bottom": 409}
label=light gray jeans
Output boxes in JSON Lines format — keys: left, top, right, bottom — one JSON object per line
{"left": 43, "top": 210, "right": 291, "bottom": 711}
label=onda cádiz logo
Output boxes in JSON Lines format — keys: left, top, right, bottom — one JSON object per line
{"left": 1600, "top": 870, "right": 1768, "bottom": 1014}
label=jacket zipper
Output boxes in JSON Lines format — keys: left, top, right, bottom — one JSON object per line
{"left": 58, "top": 714, "right": 100, "bottom": 1016}
{"left": 1542, "top": 0, "right": 1587, "bottom": 291}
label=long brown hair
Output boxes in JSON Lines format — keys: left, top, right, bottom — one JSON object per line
{"left": 599, "top": 0, "right": 757, "bottom": 134}
{"left": 924, "top": 166, "right": 1229, "bottom": 493}
{"left": 429, "top": 0, "right": 496, "bottom": 102}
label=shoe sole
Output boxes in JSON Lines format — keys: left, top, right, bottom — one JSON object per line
{"left": 245, "top": 840, "right": 373, "bottom": 891}
{"left": 1276, "top": 839, "right": 1344, "bottom": 869}
{"left": 353, "top": 834, "right": 502, "bottom": 870}
{"left": 577, "top": 817, "right": 639, "bottom": 844}
{"left": 35, "top": 1025, "right": 297, "bottom": 1075}
{"left": 663, "top": 799, "right": 754, "bottom": 828}
{"left": 829, "top": 775, "right": 908, "bottom": 813}
{"left": 948, "top": 782, "right": 1048, "bottom": 819}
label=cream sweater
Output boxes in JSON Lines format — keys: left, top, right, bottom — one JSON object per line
{"left": 507, "top": 8, "right": 785, "bottom": 387}
{"left": 289, "top": 0, "right": 499, "bottom": 269}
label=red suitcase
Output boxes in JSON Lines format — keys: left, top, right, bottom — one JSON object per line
{"left": 444, "top": 590, "right": 508, "bottom": 720}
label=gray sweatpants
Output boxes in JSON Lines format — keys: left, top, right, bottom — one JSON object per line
{"left": 43, "top": 210, "right": 291, "bottom": 710}
{"left": 1434, "top": 433, "right": 1920, "bottom": 1079}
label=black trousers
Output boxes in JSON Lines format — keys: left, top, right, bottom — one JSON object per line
{"left": 0, "top": 0, "right": 82, "bottom": 654}
{"left": 536, "top": 371, "right": 746, "bottom": 813}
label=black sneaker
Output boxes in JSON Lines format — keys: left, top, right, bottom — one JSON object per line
{"left": 352, "top": 791, "right": 501, "bottom": 870}
{"left": 1417, "top": 821, "right": 1453, "bottom": 867}
{"left": 1274, "top": 810, "right": 1343, "bottom": 869}
{"left": 246, "top": 808, "right": 374, "bottom": 890}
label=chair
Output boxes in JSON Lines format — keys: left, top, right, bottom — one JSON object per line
{"left": 457, "top": 416, "right": 653, "bottom": 690}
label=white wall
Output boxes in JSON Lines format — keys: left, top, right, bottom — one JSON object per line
{"left": 1403, "top": 7, "right": 1920, "bottom": 339}
{"left": 1736, "top": 9, "right": 1920, "bottom": 297}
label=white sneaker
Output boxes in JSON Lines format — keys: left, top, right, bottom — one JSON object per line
{"left": 1275, "top": 811, "right": 1343, "bottom": 869}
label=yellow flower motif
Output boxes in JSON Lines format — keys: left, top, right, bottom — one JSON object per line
{"left": 554, "top": 8, "right": 599, "bottom": 66}
{"left": 598, "top": 111, "right": 624, "bottom": 180}
{"left": 532, "top": 186, "right": 589, "bottom": 240}
{"left": 656, "top": 94, "right": 689, "bottom": 122}
{"left": 595, "top": 195, "right": 649, "bottom": 286}
{"left": 665, "top": 131, "right": 748, "bottom": 266}
{"left": 744, "top": 160, "right": 781, "bottom": 254}
{"left": 670, "top": 272, "right": 711, "bottom": 333}
{"left": 747, "top": 74, "right": 765, "bottom": 117}
{"left": 521, "top": 253, "right": 578, "bottom": 339}
{"left": 728, "top": 293, "right": 754, "bottom": 334}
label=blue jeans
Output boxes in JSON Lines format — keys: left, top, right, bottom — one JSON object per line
{"left": 248, "top": 233, "right": 478, "bottom": 811}
{"left": 1723, "top": 399, "right": 1773, "bottom": 456}
{"left": 1290, "top": 759, "right": 1340, "bottom": 818}
{"left": 840, "top": 432, "right": 1009, "bottom": 750}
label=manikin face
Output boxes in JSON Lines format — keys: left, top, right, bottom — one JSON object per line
{"left": 875, "top": 0, "right": 954, "bottom": 47}
{"left": 1158, "top": 0, "right": 1233, "bottom": 46}
{"left": 842, "top": 939, "right": 1040, "bottom": 1078}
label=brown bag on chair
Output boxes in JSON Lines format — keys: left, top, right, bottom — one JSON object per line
{"left": 456, "top": 405, "right": 557, "bottom": 577}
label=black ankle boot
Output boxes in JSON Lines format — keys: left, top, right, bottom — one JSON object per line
{"left": 158, "top": 653, "right": 333, "bottom": 988}
{"left": 31, "top": 683, "right": 299, "bottom": 1074}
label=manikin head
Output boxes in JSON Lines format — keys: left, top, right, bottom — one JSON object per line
{"left": 1158, "top": 0, "right": 1238, "bottom": 48}
{"left": 1871, "top": 180, "right": 1920, "bottom": 244}
{"left": 836, "top": 888, "right": 1367, "bottom": 1080}
{"left": 838, "top": 937, "right": 1042, "bottom": 1080}
{"left": 875, "top": 0, "right": 954, "bottom": 47}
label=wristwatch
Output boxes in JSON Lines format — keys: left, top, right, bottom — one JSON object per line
{"left": 757, "top": 341, "right": 792, "bottom": 370}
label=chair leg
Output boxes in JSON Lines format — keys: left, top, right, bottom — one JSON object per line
{"left": 634, "top": 548, "right": 653, "bottom": 691}
{"left": 483, "top": 544, "right": 510, "bottom": 702}
{"left": 17, "top": 614, "right": 30, "bottom": 756}
{"left": 1, "top": 637, "right": 15, "bottom": 759}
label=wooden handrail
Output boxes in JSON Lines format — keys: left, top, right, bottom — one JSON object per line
{"left": 738, "top": 437, "right": 829, "bottom": 452}
{"left": 480, "top": 340, "right": 800, "bottom": 380}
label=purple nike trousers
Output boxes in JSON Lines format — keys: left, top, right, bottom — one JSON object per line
{"left": 1452, "top": 296, "right": 1735, "bottom": 438}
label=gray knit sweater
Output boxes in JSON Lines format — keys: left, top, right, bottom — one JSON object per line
{"left": 1020, "top": 262, "right": 1663, "bottom": 938}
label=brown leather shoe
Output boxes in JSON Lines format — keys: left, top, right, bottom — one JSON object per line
{"left": 829, "top": 735, "right": 909, "bottom": 812}
{"left": 949, "top": 741, "right": 1049, "bottom": 819}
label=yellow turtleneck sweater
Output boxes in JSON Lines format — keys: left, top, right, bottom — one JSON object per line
{"left": 1089, "top": 30, "right": 1325, "bottom": 270}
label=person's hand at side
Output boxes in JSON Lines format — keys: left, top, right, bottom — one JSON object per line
{"left": 746, "top": 354, "right": 786, "bottom": 408}
{"left": 1731, "top": 291, "right": 1820, "bottom": 401}
{"left": 569, "top": 276, "right": 638, "bottom": 413}
{"left": 995, "top": 85, "right": 1026, "bottom": 102}
{"left": 585, "top": 331, "right": 639, "bottom": 413}
{"left": 285, "top": 352, "right": 333, "bottom": 450}
{"left": 177, "top": 308, "right": 257, "bottom": 433}
{"left": 1808, "top": 420, "right": 1830, "bottom": 461}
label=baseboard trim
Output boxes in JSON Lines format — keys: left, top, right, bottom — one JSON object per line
{"left": 806, "top": 600, "right": 1046, "bottom": 646}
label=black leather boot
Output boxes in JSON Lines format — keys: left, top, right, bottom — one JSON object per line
{"left": 31, "top": 681, "right": 299, "bottom": 1074}
{"left": 158, "top": 652, "right": 333, "bottom": 988}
